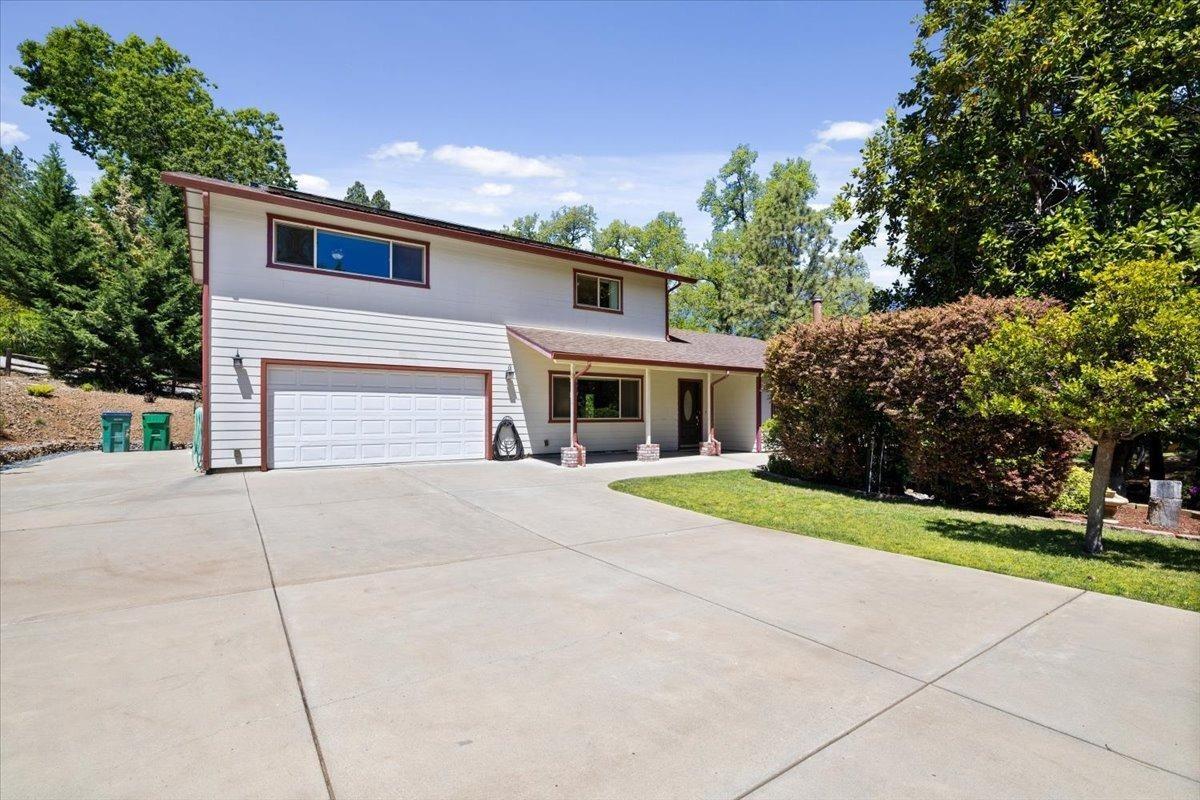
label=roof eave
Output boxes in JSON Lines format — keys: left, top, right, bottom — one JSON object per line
{"left": 160, "top": 172, "right": 697, "bottom": 284}
{"left": 546, "top": 351, "right": 762, "bottom": 373}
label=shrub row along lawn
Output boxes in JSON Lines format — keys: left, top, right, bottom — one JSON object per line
{"left": 610, "top": 469, "right": 1200, "bottom": 612}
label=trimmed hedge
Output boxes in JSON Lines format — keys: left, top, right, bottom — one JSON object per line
{"left": 765, "top": 296, "right": 1082, "bottom": 510}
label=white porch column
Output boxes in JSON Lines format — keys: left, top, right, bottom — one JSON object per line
{"left": 644, "top": 367, "right": 652, "bottom": 445}
{"left": 561, "top": 362, "right": 583, "bottom": 467}
{"left": 700, "top": 370, "right": 720, "bottom": 456}
{"left": 569, "top": 362, "right": 576, "bottom": 446}
{"left": 638, "top": 367, "right": 659, "bottom": 461}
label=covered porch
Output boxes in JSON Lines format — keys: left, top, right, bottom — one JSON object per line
{"left": 507, "top": 326, "right": 769, "bottom": 468}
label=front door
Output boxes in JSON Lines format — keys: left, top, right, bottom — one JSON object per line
{"left": 678, "top": 379, "right": 703, "bottom": 449}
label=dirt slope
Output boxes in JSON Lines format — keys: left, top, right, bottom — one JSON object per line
{"left": 0, "top": 374, "right": 195, "bottom": 463}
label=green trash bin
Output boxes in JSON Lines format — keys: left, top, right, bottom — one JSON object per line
{"left": 100, "top": 411, "right": 133, "bottom": 453}
{"left": 142, "top": 411, "right": 173, "bottom": 452}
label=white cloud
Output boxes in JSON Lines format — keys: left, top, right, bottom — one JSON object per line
{"left": 815, "top": 119, "right": 881, "bottom": 143}
{"left": 0, "top": 121, "right": 30, "bottom": 147}
{"left": 612, "top": 179, "right": 636, "bottom": 191}
{"left": 553, "top": 191, "right": 584, "bottom": 203}
{"left": 294, "top": 173, "right": 331, "bottom": 194}
{"left": 369, "top": 140, "right": 425, "bottom": 160}
{"left": 432, "top": 144, "right": 565, "bottom": 178}
{"left": 447, "top": 200, "right": 503, "bottom": 217}
{"left": 474, "top": 182, "right": 514, "bottom": 197}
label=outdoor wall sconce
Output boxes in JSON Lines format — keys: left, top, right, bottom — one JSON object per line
{"left": 505, "top": 364, "right": 515, "bottom": 381}
{"left": 233, "top": 350, "right": 243, "bottom": 368}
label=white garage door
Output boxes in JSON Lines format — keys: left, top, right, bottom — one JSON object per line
{"left": 268, "top": 365, "right": 487, "bottom": 469}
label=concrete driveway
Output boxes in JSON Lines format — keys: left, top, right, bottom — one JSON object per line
{"left": 2, "top": 450, "right": 1197, "bottom": 799}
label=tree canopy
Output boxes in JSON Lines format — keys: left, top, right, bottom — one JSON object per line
{"left": 3, "top": 22, "right": 295, "bottom": 390}
{"left": 965, "top": 259, "right": 1200, "bottom": 552}
{"left": 502, "top": 205, "right": 599, "bottom": 248}
{"left": 838, "top": 0, "right": 1200, "bottom": 306}
{"left": 677, "top": 146, "right": 871, "bottom": 337}
{"left": 15, "top": 21, "right": 293, "bottom": 199}
{"left": 342, "top": 181, "right": 391, "bottom": 210}
{"left": 500, "top": 145, "right": 871, "bottom": 338}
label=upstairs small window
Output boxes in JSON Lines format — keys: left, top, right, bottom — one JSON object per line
{"left": 574, "top": 271, "right": 622, "bottom": 312}
{"left": 270, "top": 218, "right": 428, "bottom": 285}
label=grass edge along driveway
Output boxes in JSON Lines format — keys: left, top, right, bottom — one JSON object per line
{"left": 610, "top": 469, "right": 1200, "bottom": 612}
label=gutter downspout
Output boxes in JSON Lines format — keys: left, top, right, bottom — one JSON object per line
{"left": 665, "top": 279, "right": 683, "bottom": 341}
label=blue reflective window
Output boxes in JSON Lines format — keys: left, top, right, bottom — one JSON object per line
{"left": 316, "top": 230, "right": 390, "bottom": 278}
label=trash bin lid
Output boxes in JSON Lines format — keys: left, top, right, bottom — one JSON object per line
{"left": 101, "top": 411, "right": 133, "bottom": 420}
{"left": 141, "top": 411, "right": 173, "bottom": 421}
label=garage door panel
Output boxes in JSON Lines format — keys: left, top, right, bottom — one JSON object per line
{"left": 268, "top": 365, "right": 487, "bottom": 469}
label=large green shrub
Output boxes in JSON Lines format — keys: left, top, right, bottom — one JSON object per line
{"left": 765, "top": 296, "right": 1081, "bottom": 510}
{"left": 1051, "top": 467, "right": 1092, "bottom": 514}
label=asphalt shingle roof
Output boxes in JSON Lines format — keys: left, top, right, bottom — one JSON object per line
{"left": 508, "top": 325, "right": 765, "bottom": 372}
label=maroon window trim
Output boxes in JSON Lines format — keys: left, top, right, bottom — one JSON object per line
{"left": 547, "top": 370, "right": 643, "bottom": 423}
{"left": 572, "top": 268, "right": 624, "bottom": 315}
{"left": 266, "top": 213, "right": 431, "bottom": 289}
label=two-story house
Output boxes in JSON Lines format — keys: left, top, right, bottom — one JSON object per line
{"left": 163, "top": 172, "right": 769, "bottom": 472}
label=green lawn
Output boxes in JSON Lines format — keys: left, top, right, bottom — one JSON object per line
{"left": 610, "top": 469, "right": 1200, "bottom": 612}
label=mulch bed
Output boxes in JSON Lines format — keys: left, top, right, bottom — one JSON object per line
{"left": 1051, "top": 502, "right": 1200, "bottom": 539}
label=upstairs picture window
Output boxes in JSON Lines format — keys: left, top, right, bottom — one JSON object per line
{"left": 574, "top": 271, "right": 622, "bottom": 312}
{"left": 550, "top": 374, "right": 641, "bottom": 421}
{"left": 271, "top": 218, "right": 428, "bottom": 285}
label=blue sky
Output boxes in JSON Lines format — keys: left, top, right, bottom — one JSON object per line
{"left": 0, "top": 0, "right": 920, "bottom": 285}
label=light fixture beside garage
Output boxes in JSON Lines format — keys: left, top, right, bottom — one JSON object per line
{"left": 232, "top": 350, "right": 243, "bottom": 368}
{"left": 505, "top": 364, "right": 515, "bottom": 382}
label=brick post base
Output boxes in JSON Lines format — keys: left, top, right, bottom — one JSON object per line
{"left": 699, "top": 439, "right": 722, "bottom": 456}
{"left": 560, "top": 444, "right": 586, "bottom": 468}
{"left": 636, "top": 443, "right": 660, "bottom": 462}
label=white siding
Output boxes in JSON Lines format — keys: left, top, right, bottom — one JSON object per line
{"left": 207, "top": 297, "right": 521, "bottom": 468}
{"left": 203, "top": 194, "right": 763, "bottom": 468}
{"left": 713, "top": 373, "right": 759, "bottom": 452}
{"left": 210, "top": 196, "right": 666, "bottom": 337}
{"left": 511, "top": 338, "right": 759, "bottom": 455}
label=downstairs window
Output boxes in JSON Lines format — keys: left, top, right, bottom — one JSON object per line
{"left": 550, "top": 374, "right": 642, "bottom": 421}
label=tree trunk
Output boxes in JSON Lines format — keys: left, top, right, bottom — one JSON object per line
{"left": 1085, "top": 437, "right": 1117, "bottom": 555}
{"left": 1109, "top": 440, "right": 1130, "bottom": 494}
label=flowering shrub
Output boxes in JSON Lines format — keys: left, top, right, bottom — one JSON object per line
{"left": 765, "top": 296, "right": 1081, "bottom": 510}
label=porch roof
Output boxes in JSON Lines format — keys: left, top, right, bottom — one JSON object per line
{"left": 508, "top": 325, "right": 765, "bottom": 373}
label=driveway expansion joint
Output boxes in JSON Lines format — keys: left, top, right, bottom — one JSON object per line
{"left": 242, "top": 473, "right": 337, "bottom": 800}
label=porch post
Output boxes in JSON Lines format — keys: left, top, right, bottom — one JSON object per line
{"left": 569, "top": 362, "right": 577, "bottom": 446}
{"left": 701, "top": 370, "right": 723, "bottom": 456}
{"left": 644, "top": 367, "right": 652, "bottom": 445}
{"left": 561, "top": 362, "right": 584, "bottom": 467}
{"left": 755, "top": 374, "right": 763, "bottom": 453}
{"left": 703, "top": 371, "right": 711, "bottom": 443}
{"left": 637, "top": 367, "right": 659, "bottom": 461}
